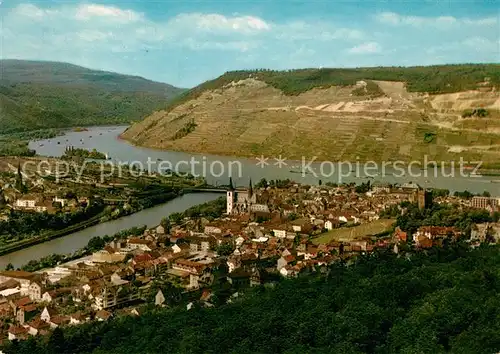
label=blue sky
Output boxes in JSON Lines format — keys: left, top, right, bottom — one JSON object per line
{"left": 1, "top": 0, "right": 499, "bottom": 87}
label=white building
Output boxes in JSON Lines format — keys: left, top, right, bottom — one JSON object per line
{"left": 324, "top": 220, "right": 334, "bottom": 230}
{"left": 53, "top": 197, "right": 68, "bottom": 207}
{"left": 273, "top": 229, "right": 287, "bottom": 238}
{"left": 226, "top": 180, "right": 268, "bottom": 214}
{"left": 15, "top": 199, "right": 36, "bottom": 208}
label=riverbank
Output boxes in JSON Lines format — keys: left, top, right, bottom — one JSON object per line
{"left": 29, "top": 125, "right": 500, "bottom": 195}
{"left": 0, "top": 193, "right": 222, "bottom": 269}
{"left": 0, "top": 190, "right": 183, "bottom": 257}
{"left": 0, "top": 211, "right": 106, "bottom": 257}
{"left": 19, "top": 196, "right": 226, "bottom": 272}
{"left": 0, "top": 129, "right": 64, "bottom": 157}
{"left": 120, "top": 132, "right": 500, "bottom": 170}
{"left": 19, "top": 225, "right": 148, "bottom": 273}
{"left": 0, "top": 150, "right": 211, "bottom": 259}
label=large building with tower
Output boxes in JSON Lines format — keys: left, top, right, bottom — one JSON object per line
{"left": 417, "top": 189, "right": 433, "bottom": 210}
{"left": 226, "top": 179, "right": 269, "bottom": 215}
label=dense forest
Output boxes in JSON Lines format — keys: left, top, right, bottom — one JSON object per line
{"left": 381, "top": 201, "right": 499, "bottom": 235}
{"left": 0, "top": 130, "right": 60, "bottom": 157}
{"left": 5, "top": 244, "right": 500, "bottom": 353}
{"left": 167, "top": 196, "right": 227, "bottom": 224}
{"left": 0, "top": 60, "right": 184, "bottom": 134}
{"left": 165, "top": 64, "right": 500, "bottom": 112}
{"left": 62, "top": 147, "right": 107, "bottom": 160}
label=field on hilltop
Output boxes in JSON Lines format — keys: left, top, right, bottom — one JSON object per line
{"left": 313, "top": 219, "right": 395, "bottom": 244}
{"left": 121, "top": 64, "right": 500, "bottom": 163}
{"left": 0, "top": 60, "right": 185, "bottom": 134}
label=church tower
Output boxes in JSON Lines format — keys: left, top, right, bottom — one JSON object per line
{"left": 227, "top": 177, "right": 235, "bottom": 214}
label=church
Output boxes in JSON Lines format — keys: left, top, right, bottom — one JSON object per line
{"left": 226, "top": 178, "right": 269, "bottom": 215}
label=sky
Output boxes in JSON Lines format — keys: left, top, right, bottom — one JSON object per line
{"left": 0, "top": 0, "right": 499, "bottom": 87}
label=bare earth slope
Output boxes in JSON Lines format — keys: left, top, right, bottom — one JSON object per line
{"left": 122, "top": 75, "right": 500, "bottom": 163}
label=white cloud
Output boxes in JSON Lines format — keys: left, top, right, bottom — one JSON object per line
{"left": 325, "top": 28, "right": 364, "bottom": 40}
{"left": 376, "top": 12, "right": 400, "bottom": 25}
{"left": 274, "top": 21, "right": 364, "bottom": 41}
{"left": 2, "top": 3, "right": 498, "bottom": 87}
{"left": 183, "top": 38, "right": 256, "bottom": 52}
{"left": 463, "top": 17, "right": 499, "bottom": 26}
{"left": 348, "top": 42, "right": 381, "bottom": 54}
{"left": 11, "top": 3, "right": 58, "bottom": 19}
{"left": 75, "top": 4, "right": 143, "bottom": 23}
{"left": 2, "top": 3, "right": 364, "bottom": 56}
{"left": 426, "top": 36, "right": 500, "bottom": 56}
{"left": 375, "top": 11, "right": 498, "bottom": 29}
{"left": 77, "top": 30, "right": 114, "bottom": 42}
{"left": 170, "top": 13, "right": 271, "bottom": 34}
{"left": 462, "top": 37, "right": 494, "bottom": 48}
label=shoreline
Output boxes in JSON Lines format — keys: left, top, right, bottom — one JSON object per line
{"left": 0, "top": 212, "right": 105, "bottom": 257}
{"left": 0, "top": 191, "right": 182, "bottom": 258}
{"left": 118, "top": 133, "right": 500, "bottom": 172}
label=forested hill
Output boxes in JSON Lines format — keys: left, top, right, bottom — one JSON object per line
{"left": 0, "top": 60, "right": 185, "bottom": 134}
{"left": 6, "top": 245, "right": 500, "bottom": 354}
{"left": 121, "top": 63, "right": 500, "bottom": 163}
{"left": 164, "top": 63, "right": 500, "bottom": 112}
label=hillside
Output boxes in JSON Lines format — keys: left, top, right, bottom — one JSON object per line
{"left": 0, "top": 60, "right": 185, "bottom": 134}
{"left": 5, "top": 245, "right": 500, "bottom": 353}
{"left": 121, "top": 64, "right": 500, "bottom": 163}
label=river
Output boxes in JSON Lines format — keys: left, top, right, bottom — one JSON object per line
{"left": 29, "top": 125, "right": 500, "bottom": 194}
{"left": 6, "top": 125, "right": 497, "bottom": 267}
{"left": 0, "top": 193, "right": 221, "bottom": 269}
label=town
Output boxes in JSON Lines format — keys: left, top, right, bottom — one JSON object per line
{"left": 0, "top": 176, "right": 498, "bottom": 344}
{"left": 0, "top": 156, "right": 206, "bottom": 255}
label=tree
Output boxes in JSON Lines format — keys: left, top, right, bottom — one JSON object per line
{"left": 15, "top": 163, "right": 27, "bottom": 194}
{"left": 255, "top": 178, "right": 268, "bottom": 188}
{"left": 169, "top": 212, "right": 183, "bottom": 225}
{"left": 10, "top": 244, "right": 500, "bottom": 354}
{"left": 485, "top": 226, "right": 496, "bottom": 244}
{"left": 86, "top": 236, "right": 108, "bottom": 252}
{"left": 454, "top": 190, "right": 474, "bottom": 199}
{"left": 160, "top": 217, "right": 171, "bottom": 234}
{"left": 5, "top": 263, "right": 14, "bottom": 271}
{"left": 0, "top": 188, "right": 6, "bottom": 208}
{"left": 355, "top": 181, "right": 371, "bottom": 193}
{"left": 65, "top": 191, "right": 77, "bottom": 200}
{"left": 47, "top": 327, "right": 65, "bottom": 353}
{"left": 432, "top": 189, "right": 449, "bottom": 198}
{"left": 215, "top": 243, "right": 234, "bottom": 256}
{"left": 293, "top": 233, "right": 301, "bottom": 246}
{"left": 482, "top": 191, "right": 491, "bottom": 197}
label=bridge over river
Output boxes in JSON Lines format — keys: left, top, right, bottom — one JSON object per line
{"left": 184, "top": 187, "right": 228, "bottom": 193}
{"left": 103, "top": 187, "right": 227, "bottom": 204}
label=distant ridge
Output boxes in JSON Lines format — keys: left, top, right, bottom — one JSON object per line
{"left": 0, "top": 60, "right": 185, "bottom": 134}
